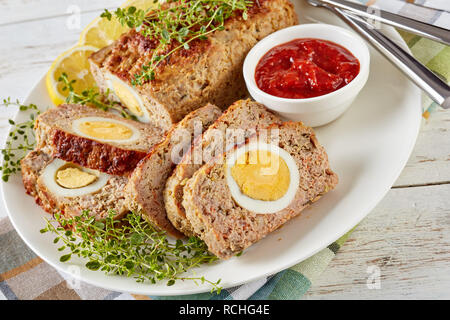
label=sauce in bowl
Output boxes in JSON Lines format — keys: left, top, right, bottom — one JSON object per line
{"left": 255, "top": 38, "right": 360, "bottom": 99}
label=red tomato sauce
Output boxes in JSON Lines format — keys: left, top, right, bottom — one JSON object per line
{"left": 255, "top": 38, "right": 360, "bottom": 99}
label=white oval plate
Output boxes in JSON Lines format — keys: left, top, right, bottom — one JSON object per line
{"left": 1, "top": 0, "right": 421, "bottom": 296}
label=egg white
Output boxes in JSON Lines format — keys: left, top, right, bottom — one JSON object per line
{"left": 106, "top": 74, "right": 152, "bottom": 123}
{"left": 225, "top": 142, "right": 300, "bottom": 214}
{"left": 72, "top": 116, "right": 141, "bottom": 144}
{"left": 41, "top": 159, "right": 110, "bottom": 198}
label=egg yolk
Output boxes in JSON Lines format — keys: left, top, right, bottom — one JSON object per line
{"left": 230, "top": 150, "right": 290, "bottom": 201}
{"left": 56, "top": 166, "right": 97, "bottom": 189}
{"left": 78, "top": 121, "right": 133, "bottom": 141}
{"left": 112, "top": 80, "right": 143, "bottom": 117}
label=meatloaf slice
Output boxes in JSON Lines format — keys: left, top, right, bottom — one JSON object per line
{"left": 182, "top": 122, "right": 339, "bottom": 259}
{"left": 125, "top": 104, "right": 222, "bottom": 238}
{"left": 21, "top": 150, "right": 53, "bottom": 210}
{"left": 21, "top": 150, "right": 129, "bottom": 221}
{"left": 164, "top": 99, "right": 282, "bottom": 236}
{"left": 34, "top": 104, "right": 165, "bottom": 176}
{"left": 89, "top": 0, "right": 298, "bottom": 129}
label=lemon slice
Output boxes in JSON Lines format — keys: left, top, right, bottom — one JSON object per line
{"left": 46, "top": 45, "right": 99, "bottom": 106}
{"left": 78, "top": 17, "right": 129, "bottom": 48}
{"left": 79, "top": 0, "right": 158, "bottom": 48}
{"left": 46, "top": 0, "right": 157, "bottom": 106}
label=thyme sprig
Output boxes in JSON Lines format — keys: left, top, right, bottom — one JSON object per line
{"left": 0, "top": 98, "right": 41, "bottom": 182}
{"left": 101, "top": 0, "right": 252, "bottom": 85}
{"left": 58, "top": 73, "right": 136, "bottom": 120}
{"left": 41, "top": 210, "right": 222, "bottom": 292}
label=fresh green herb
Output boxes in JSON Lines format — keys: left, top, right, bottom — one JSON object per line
{"left": 41, "top": 210, "right": 222, "bottom": 293}
{"left": 58, "top": 72, "right": 136, "bottom": 120}
{"left": 101, "top": 0, "right": 252, "bottom": 85}
{"left": 0, "top": 98, "right": 41, "bottom": 182}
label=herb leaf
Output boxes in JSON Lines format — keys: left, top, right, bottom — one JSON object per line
{"left": 104, "top": 0, "right": 252, "bottom": 85}
{"left": 58, "top": 73, "right": 136, "bottom": 120}
{"left": 0, "top": 98, "right": 41, "bottom": 182}
{"left": 42, "top": 210, "right": 222, "bottom": 292}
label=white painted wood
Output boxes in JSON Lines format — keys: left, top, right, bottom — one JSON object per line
{"left": 0, "top": 9, "right": 102, "bottom": 99}
{"left": 0, "top": 0, "right": 121, "bottom": 26}
{"left": 393, "top": 109, "right": 450, "bottom": 188}
{"left": 0, "top": 0, "right": 449, "bottom": 299}
{"left": 304, "top": 184, "right": 450, "bottom": 299}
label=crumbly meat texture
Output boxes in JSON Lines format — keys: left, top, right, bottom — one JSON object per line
{"left": 182, "top": 122, "right": 339, "bottom": 259}
{"left": 21, "top": 150, "right": 53, "bottom": 210}
{"left": 21, "top": 150, "right": 129, "bottom": 220}
{"left": 125, "top": 104, "right": 222, "bottom": 238}
{"left": 164, "top": 99, "right": 282, "bottom": 236}
{"left": 34, "top": 104, "right": 165, "bottom": 176}
{"left": 89, "top": 0, "right": 298, "bottom": 129}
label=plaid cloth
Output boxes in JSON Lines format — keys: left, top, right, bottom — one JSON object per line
{"left": 1, "top": 0, "right": 449, "bottom": 300}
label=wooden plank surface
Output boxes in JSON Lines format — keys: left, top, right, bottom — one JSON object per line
{"left": 394, "top": 109, "right": 450, "bottom": 188}
{"left": 0, "top": 0, "right": 449, "bottom": 299}
{"left": 304, "top": 184, "right": 450, "bottom": 299}
{"left": 0, "top": 0, "right": 118, "bottom": 26}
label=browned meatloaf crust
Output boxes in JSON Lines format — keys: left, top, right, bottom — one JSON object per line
{"left": 164, "top": 99, "right": 282, "bottom": 236}
{"left": 182, "top": 122, "right": 339, "bottom": 259}
{"left": 125, "top": 104, "right": 222, "bottom": 238}
{"left": 21, "top": 150, "right": 129, "bottom": 221}
{"left": 89, "top": 0, "right": 298, "bottom": 129}
{"left": 34, "top": 104, "right": 165, "bottom": 176}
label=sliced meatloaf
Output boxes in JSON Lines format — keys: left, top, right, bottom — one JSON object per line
{"left": 164, "top": 99, "right": 282, "bottom": 236}
{"left": 182, "top": 122, "right": 339, "bottom": 259}
{"left": 21, "top": 150, "right": 129, "bottom": 221}
{"left": 89, "top": 0, "right": 298, "bottom": 129}
{"left": 34, "top": 104, "right": 165, "bottom": 176}
{"left": 21, "top": 150, "right": 53, "bottom": 209}
{"left": 125, "top": 104, "right": 222, "bottom": 238}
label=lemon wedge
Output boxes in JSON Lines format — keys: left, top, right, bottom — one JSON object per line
{"left": 46, "top": 45, "right": 99, "bottom": 106}
{"left": 79, "top": 0, "right": 157, "bottom": 48}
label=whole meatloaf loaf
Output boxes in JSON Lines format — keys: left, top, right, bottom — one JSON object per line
{"left": 34, "top": 104, "right": 165, "bottom": 176}
{"left": 125, "top": 103, "right": 222, "bottom": 238}
{"left": 182, "top": 122, "right": 338, "bottom": 259}
{"left": 21, "top": 150, "right": 129, "bottom": 221}
{"left": 89, "top": 0, "right": 298, "bottom": 129}
{"left": 164, "top": 99, "right": 282, "bottom": 236}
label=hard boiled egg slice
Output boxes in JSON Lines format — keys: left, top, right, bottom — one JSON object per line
{"left": 106, "top": 74, "right": 151, "bottom": 123}
{"left": 41, "top": 159, "right": 110, "bottom": 198}
{"left": 72, "top": 116, "right": 141, "bottom": 144}
{"left": 225, "top": 142, "right": 299, "bottom": 214}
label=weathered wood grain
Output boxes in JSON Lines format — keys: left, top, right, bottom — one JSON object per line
{"left": 304, "top": 184, "right": 450, "bottom": 299}
{"left": 0, "top": 0, "right": 121, "bottom": 26}
{"left": 0, "top": 10, "right": 101, "bottom": 100}
{"left": 393, "top": 109, "right": 450, "bottom": 188}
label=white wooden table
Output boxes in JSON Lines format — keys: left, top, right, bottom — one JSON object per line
{"left": 0, "top": 0, "right": 449, "bottom": 299}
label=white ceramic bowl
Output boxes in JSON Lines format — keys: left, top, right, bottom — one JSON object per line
{"left": 243, "top": 23, "right": 370, "bottom": 127}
